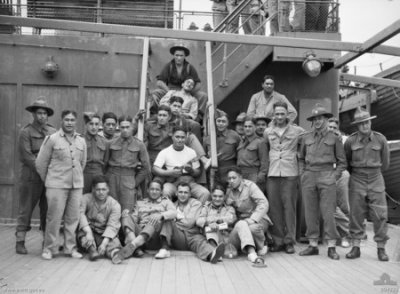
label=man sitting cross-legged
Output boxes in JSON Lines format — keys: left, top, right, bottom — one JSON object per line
{"left": 113, "top": 179, "right": 177, "bottom": 263}
{"left": 77, "top": 175, "right": 122, "bottom": 264}
{"left": 196, "top": 185, "right": 238, "bottom": 258}
{"left": 153, "top": 125, "right": 210, "bottom": 204}
{"left": 155, "top": 182, "right": 225, "bottom": 263}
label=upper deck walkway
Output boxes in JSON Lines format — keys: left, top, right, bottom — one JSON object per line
{"left": 0, "top": 223, "right": 399, "bottom": 294}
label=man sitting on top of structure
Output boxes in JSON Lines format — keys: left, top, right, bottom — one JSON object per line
{"left": 247, "top": 75, "right": 297, "bottom": 123}
{"left": 151, "top": 44, "right": 207, "bottom": 118}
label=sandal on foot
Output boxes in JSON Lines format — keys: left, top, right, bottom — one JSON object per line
{"left": 252, "top": 257, "right": 267, "bottom": 268}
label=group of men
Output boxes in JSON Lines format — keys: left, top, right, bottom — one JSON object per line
{"left": 15, "top": 42, "right": 391, "bottom": 266}
{"left": 210, "top": 0, "right": 332, "bottom": 35}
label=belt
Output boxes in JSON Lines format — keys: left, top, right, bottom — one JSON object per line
{"left": 219, "top": 159, "right": 236, "bottom": 168}
{"left": 351, "top": 167, "right": 381, "bottom": 175}
{"left": 107, "top": 166, "right": 136, "bottom": 176}
{"left": 84, "top": 163, "right": 103, "bottom": 174}
{"left": 304, "top": 163, "right": 335, "bottom": 172}
{"left": 238, "top": 166, "right": 259, "bottom": 173}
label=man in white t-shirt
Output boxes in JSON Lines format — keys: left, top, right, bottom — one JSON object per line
{"left": 153, "top": 126, "right": 210, "bottom": 204}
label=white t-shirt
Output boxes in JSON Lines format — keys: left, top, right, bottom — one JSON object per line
{"left": 154, "top": 145, "right": 200, "bottom": 170}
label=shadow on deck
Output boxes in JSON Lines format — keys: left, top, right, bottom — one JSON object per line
{"left": 0, "top": 224, "right": 399, "bottom": 294}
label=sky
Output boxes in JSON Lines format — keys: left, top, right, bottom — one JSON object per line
{"left": 174, "top": 0, "right": 400, "bottom": 77}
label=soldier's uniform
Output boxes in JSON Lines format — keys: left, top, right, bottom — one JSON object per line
{"left": 16, "top": 99, "right": 56, "bottom": 254}
{"left": 237, "top": 133, "right": 269, "bottom": 185}
{"left": 78, "top": 193, "right": 122, "bottom": 260}
{"left": 196, "top": 201, "right": 236, "bottom": 245}
{"left": 298, "top": 105, "right": 346, "bottom": 259}
{"left": 105, "top": 135, "right": 151, "bottom": 226}
{"left": 204, "top": 128, "right": 241, "bottom": 185}
{"left": 122, "top": 196, "right": 177, "bottom": 250}
{"left": 83, "top": 133, "right": 107, "bottom": 193}
{"left": 344, "top": 108, "right": 390, "bottom": 261}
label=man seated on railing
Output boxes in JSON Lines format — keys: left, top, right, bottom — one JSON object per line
{"left": 151, "top": 44, "right": 207, "bottom": 120}
{"left": 152, "top": 125, "right": 210, "bottom": 204}
{"left": 247, "top": 75, "right": 297, "bottom": 123}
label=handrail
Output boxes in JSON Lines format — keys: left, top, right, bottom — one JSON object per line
{"left": 213, "top": 0, "right": 254, "bottom": 33}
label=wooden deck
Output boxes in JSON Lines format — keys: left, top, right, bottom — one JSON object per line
{"left": 0, "top": 224, "right": 399, "bottom": 294}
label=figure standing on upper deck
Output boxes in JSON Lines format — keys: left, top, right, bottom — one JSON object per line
{"left": 15, "top": 98, "right": 56, "bottom": 255}
{"left": 344, "top": 108, "right": 390, "bottom": 262}
{"left": 152, "top": 44, "right": 207, "bottom": 119}
{"left": 298, "top": 104, "right": 346, "bottom": 260}
{"left": 247, "top": 75, "right": 297, "bottom": 123}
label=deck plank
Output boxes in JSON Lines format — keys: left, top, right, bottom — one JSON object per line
{"left": 0, "top": 224, "right": 399, "bottom": 294}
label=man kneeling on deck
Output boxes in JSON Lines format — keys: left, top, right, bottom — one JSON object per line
{"left": 78, "top": 175, "right": 122, "bottom": 264}
{"left": 156, "top": 183, "right": 225, "bottom": 263}
{"left": 113, "top": 179, "right": 177, "bottom": 263}
{"left": 225, "top": 167, "right": 270, "bottom": 266}
{"left": 196, "top": 185, "right": 237, "bottom": 253}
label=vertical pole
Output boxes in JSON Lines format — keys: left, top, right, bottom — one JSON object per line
{"left": 137, "top": 37, "right": 150, "bottom": 141}
{"left": 206, "top": 41, "right": 218, "bottom": 188}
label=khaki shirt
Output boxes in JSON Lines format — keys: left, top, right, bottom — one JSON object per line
{"left": 105, "top": 135, "right": 150, "bottom": 186}
{"left": 36, "top": 129, "right": 87, "bottom": 189}
{"left": 144, "top": 121, "right": 173, "bottom": 163}
{"left": 204, "top": 129, "right": 241, "bottom": 164}
{"left": 84, "top": 133, "right": 107, "bottom": 170}
{"left": 247, "top": 90, "right": 297, "bottom": 123}
{"left": 196, "top": 202, "right": 237, "bottom": 228}
{"left": 264, "top": 123, "right": 304, "bottom": 177}
{"left": 344, "top": 131, "right": 390, "bottom": 171}
{"left": 131, "top": 197, "right": 177, "bottom": 226}
{"left": 175, "top": 198, "right": 202, "bottom": 231}
{"left": 237, "top": 134, "right": 269, "bottom": 182}
{"left": 226, "top": 179, "right": 269, "bottom": 223}
{"left": 79, "top": 193, "right": 121, "bottom": 239}
{"left": 299, "top": 127, "right": 347, "bottom": 176}
{"left": 19, "top": 121, "right": 56, "bottom": 176}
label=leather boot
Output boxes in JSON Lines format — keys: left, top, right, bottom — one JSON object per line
{"left": 327, "top": 247, "right": 340, "bottom": 260}
{"left": 346, "top": 246, "right": 361, "bottom": 259}
{"left": 299, "top": 246, "right": 319, "bottom": 256}
{"left": 16, "top": 241, "right": 28, "bottom": 255}
{"left": 377, "top": 248, "right": 389, "bottom": 262}
{"left": 88, "top": 245, "right": 100, "bottom": 261}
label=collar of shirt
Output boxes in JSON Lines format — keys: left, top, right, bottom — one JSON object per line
{"left": 262, "top": 90, "right": 274, "bottom": 101}
{"left": 60, "top": 128, "right": 78, "bottom": 138}
{"left": 270, "top": 121, "right": 289, "bottom": 135}
{"left": 147, "top": 197, "right": 162, "bottom": 204}
{"left": 313, "top": 127, "right": 328, "bottom": 138}
{"left": 32, "top": 120, "right": 48, "bottom": 133}
{"left": 120, "top": 135, "right": 133, "bottom": 144}
{"left": 246, "top": 133, "right": 258, "bottom": 143}
{"left": 171, "top": 58, "right": 189, "bottom": 67}
{"left": 233, "top": 181, "right": 244, "bottom": 193}
{"left": 357, "top": 131, "right": 373, "bottom": 143}
{"left": 85, "top": 133, "right": 97, "bottom": 141}
{"left": 217, "top": 129, "right": 228, "bottom": 137}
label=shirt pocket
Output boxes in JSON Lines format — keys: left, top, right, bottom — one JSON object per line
{"left": 96, "top": 142, "right": 106, "bottom": 158}
{"left": 75, "top": 144, "right": 85, "bottom": 161}
{"left": 323, "top": 138, "right": 335, "bottom": 157}
{"left": 127, "top": 145, "right": 140, "bottom": 162}
{"left": 370, "top": 144, "right": 382, "bottom": 164}
{"left": 31, "top": 134, "right": 44, "bottom": 154}
{"left": 53, "top": 145, "right": 67, "bottom": 161}
{"left": 351, "top": 144, "right": 364, "bottom": 162}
